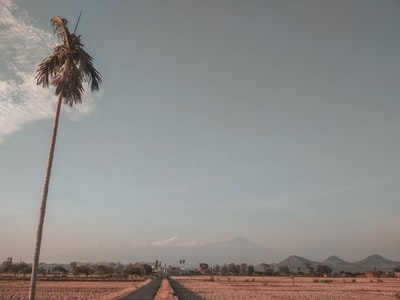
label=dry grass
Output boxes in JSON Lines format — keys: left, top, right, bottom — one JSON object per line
{"left": 154, "top": 278, "right": 177, "bottom": 300}
{"left": 170, "top": 276, "right": 400, "bottom": 300}
{"left": 0, "top": 279, "right": 150, "bottom": 300}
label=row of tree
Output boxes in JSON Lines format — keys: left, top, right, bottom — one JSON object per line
{"left": 199, "top": 263, "right": 255, "bottom": 276}
{"left": 198, "top": 262, "right": 400, "bottom": 277}
{"left": 0, "top": 261, "right": 153, "bottom": 278}
{"left": 69, "top": 262, "right": 153, "bottom": 277}
{"left": 4, "top": 260, "right": 399, "bottom": 279}
{"left": 199, "top": 262, "right": 333, "bottom": 277}
{"left": 0, "top": 262, "right": 33, "bottom": 276}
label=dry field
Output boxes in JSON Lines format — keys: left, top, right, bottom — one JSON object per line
{"left": 0, "top": 279, "right": 150, "bottom": 300}
{"left": 170, "top": 276, "right": 400, "bottom": 300}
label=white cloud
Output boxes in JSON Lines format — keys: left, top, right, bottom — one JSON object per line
{"left": 152, "top": 236, "right": 201, "bottom": 247}
{"left": 0, "top": 0, "right": 100, "bottom": 143}
{"left": 90, "top": 239, "right": 100, "bottom": 247}
{"left": 152, "top": 236, "right": 178, "bottom": 246}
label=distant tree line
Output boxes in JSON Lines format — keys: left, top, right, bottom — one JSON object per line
{"left": 0, "top": 261, "right": 33, "bottom": 276}
{"left": 68, "top": 262, "right": 153, "bottom": 278}
{"left": 199, "top": 263, "right": 255, "bottom": 276}
{"left": 3, "top": 259, "right": 399, "bottom": 279}
{"left": 0, "top": 260, "right": 153, "bottom": 279}
{"left": 195, "top": 262, "right": 400, "bottom": 278}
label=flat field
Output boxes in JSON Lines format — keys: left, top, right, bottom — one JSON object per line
{"left": 0, "top": 279, "right": 150, "bottom": 300}
{"left": 171, "top": 275, "right": 400, "bottom": 300}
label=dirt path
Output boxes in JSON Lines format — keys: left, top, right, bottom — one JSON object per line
{"left": 119, "top": 277, "right": 162, "bottom": 300}
{"left": 154, "top": 278, "right": 177, "bottom": 300}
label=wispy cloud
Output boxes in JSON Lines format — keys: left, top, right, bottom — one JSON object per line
{"left": 0, "top": 0, "right": 99, "bottom": 143}
{"left": 130, "top": 237, "right": 202, "bottom": 247}
{"left": 152, "top": 236, "right": 201, "bottom": 247}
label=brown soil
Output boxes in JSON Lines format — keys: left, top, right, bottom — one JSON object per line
{"left": 0, "top": 279, "right": 150, "bottom": 300}
{"left": 154, "top": 278, "right": 176, "bottom": 300}
{"left": 170, "top": 276, "right": 400, "bottom": 300}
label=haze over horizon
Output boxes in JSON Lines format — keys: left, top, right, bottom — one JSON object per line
{"left": 1, "top": 0, "right": 399, "bottom": 265}
{"left": 8, "top": 236, "right": 400, "bottom": 267}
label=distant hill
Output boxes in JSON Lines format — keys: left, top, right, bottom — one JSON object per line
{"left": 196, "top": 236, "right": 283, "bottom": 264}
{"left": 142, "top": 236, "right": 283, "bottom": 266}
{"left": 275, "top": 255, "right": 318, "bottom": 273}
{"left": 275, "top": 254, "right": 400, "bottom": 273}
{"left": 354, "top": 254, "right": 400, "bottom": 272}
{"left": 322, "top": 256, "right": 361, "bottom": 273}
{"left": 323, "top": 255, "right": 346, "bottom": 264}
{"left": 86, "top": 236, "right": 285, "bottom": 267}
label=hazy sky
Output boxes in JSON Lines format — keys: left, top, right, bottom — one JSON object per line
{"left": 1, "top": 0, "right": 399, "bottom": 264}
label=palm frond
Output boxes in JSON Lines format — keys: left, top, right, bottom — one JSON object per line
{"left": 36, "top": 16, "right": 102, "bottom": 106}
{"left": 78, "top": 49, "right": 102, "bottom": 91}
{"left": 36, "top": 45, "right": 67, "bottom": 87}
{"left": 73, "top": 11, "right": 83, "bottom": 34}
{"left": 51, "top": 16, "right": 71, "bottom": 49}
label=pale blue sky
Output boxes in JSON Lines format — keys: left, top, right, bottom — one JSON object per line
{"left": 1, "top": 0, "right": 399, "bottom": 264}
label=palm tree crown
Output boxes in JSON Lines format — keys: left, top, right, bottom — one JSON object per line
{"left": 36, "top": 16, "right": 102, "bottom": 106}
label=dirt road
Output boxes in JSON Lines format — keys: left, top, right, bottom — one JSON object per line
{"left": 119, "top": 277, "right": 162, "bottom": 300}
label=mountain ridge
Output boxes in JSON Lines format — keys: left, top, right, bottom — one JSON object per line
{"left": 34, "top": 237, "right": 400, "bottom": 273}
{"left": 275, "top": 253, "right": 400, "bottom": 273}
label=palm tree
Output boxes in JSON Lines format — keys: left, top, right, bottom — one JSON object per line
{"left": 29, "top": 16, "right": 101, "bottom": 300}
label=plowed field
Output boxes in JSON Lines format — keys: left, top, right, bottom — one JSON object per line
{"left": 0, "top": 279, "right": 150, "bottom": 300}
{"left": 170, "top": 276, "right": 400, "bottom": 300}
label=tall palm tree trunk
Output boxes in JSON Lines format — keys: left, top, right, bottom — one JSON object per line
{"left": 29, "top": 94, "right": 63, "bottom": 300}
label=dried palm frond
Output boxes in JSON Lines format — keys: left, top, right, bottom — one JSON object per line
{"left": 36, "top": 16, "right": 102, "bottom": 106}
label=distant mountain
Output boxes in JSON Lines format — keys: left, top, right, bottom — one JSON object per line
{"left": 322, "top": 256, "right": 361, "bottom": 273}
{"left": 90, "top": 236, "right": 284, "bottom": 267}
{"left": 138, "top": 236, "right": 284, "bottom": 266}
{"left": 355, "top": 254, "right": 400, "bottom": 272}
{"left": 275, "top": 255, "right": 318, "bottom": 273}
{"left": 323, "top": 255, "right": 346, "bottom": 264}
{"left": 275, "top": 254, "right": 400, "bottom": 273}
{"left": 278, "top": 255, "right": 316, "bottom": 266}
{"left": 196, "top": 236, "right": 283, "bottom": 265}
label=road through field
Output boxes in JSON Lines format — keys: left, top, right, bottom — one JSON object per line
{"left": 119, "top": 277, "right": 162, "bottom": 300}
